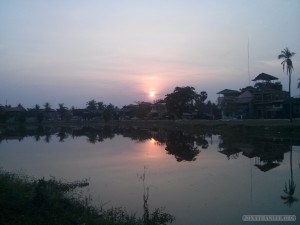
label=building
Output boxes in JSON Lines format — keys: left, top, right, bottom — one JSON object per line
{"left": 3, "top": 106, "right": 27, "bottom": 123}
{"left": 217, "top": 73, "right": 290, "bottom": 119}
{"left": 148, "top": 102, "right": 167, "bottom": 119}
{"left": 217, "top": 89, "right": 241, "bottom": 119}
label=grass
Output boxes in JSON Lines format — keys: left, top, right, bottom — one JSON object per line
{"left": 0, "top": 169, "right": 175, "bottom": 225}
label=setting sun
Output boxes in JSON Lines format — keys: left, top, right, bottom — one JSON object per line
{"left": 149, "top": 91, "right": 156, "bottom": 98}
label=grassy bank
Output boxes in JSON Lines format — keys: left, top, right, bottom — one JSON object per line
{"left": 0, "top": 169, "right": 174, "bottom": 225}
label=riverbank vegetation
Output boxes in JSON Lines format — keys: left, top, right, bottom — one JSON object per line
{"left": 0, "top": 169, "right": 175, "bottom": 225}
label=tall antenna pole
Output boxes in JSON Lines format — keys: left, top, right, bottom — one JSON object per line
{"left": 248, "top": 38, "right": 250, "bottom": 86}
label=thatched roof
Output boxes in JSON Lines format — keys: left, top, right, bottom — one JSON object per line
{"left": 236, "top": 90, "right": 253, "bottom": 104}
{"left": 217, "top": 89, "right": 240, "bottom": 95}
{"left": 5, "top": 107, "right": 27, "bottom": 112}
{"left": 252, "top": 73, "right": 278, "bottom": 82}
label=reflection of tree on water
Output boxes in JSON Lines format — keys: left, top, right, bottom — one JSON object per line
{"left": 122, "top": 127, "right": 154, "bottom": 143}
{"left": 281, "top": 144, "right": 298, "bottom": 207}
{"left": 0, "top": 125, "right": 27, "bottom": 142}
{"left": 43, "top": 134, "right": 51, "bottom": 143}
{"left": 72, "top": 126, "right": 115, "bottom": 143}
{"left": 218, "top": 132, "right": 251, "bottom": 160}
{"left": 218, "top": 132, "right": 300, "bottom": 209}
{"left": 56, "top": 127, "right": 69, "bottom": 142}
{"left": 138, "top": 167, "right": 175, "bottom": 225}
{"left": 0, "top": 125, "right": 211, "bottom": 162}
{"left": 33, "top": 126, "right": 52, "bottom": 143}
{"left": 165, "top": 131, "right": 203, "bottom": 162}
{"left": 119, "top": 127, "right": 209, "bottom": 162}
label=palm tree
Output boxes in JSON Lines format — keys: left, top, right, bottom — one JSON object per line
{"left": 57, "top": 103, "right": 67, "bottom": 120}
{"left": 43, "top": 102, "right": 51, "bottom": 112}
{"left": 278, "top": 47, "right": 296, "bottom": 122}
{"left": 34, "top": 104, "right": 40, "bottom": 111}
{"left": 43, "top": 102, "right": 51, "bottom": 120}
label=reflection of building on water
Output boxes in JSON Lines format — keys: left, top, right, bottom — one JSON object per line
{"left": 252, "top": 140, "right": 290, "bottom": 172}
{"left": 1, "top": 125, "right": 299, "bottom": 168}
{"left": 218, "top": 137, "right": 292, "bottom": 172}
{"left": 253, "top": 143, "right": 285, "bottom": 172}
{"left": 254, "top": 160, "right": 280, "bottom": 172}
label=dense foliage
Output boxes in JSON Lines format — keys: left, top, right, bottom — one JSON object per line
{"left": 0, "top": 169, "right": 175, "bottom": 225}
{"left": 165, "top": 86, "right": 209, "bottom": 119}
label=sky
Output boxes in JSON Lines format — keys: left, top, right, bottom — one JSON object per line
{"left": 1, "top": 0, "right": 300, "bottom": 108}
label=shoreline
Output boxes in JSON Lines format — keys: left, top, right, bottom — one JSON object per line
{"left": 1, "top": 119, "right": 300, "bottom": 137}
{"left": 1, "top": 118, "right": 300, "bottom": 128}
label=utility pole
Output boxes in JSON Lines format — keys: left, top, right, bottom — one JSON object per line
{"left": 248, "top": 38, "right": 251, "bottom": 86}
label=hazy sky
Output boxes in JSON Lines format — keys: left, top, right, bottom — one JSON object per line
{"left": 1, "top": 0, "right": 300, "bottom": 108}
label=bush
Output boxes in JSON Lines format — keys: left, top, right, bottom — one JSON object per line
{"left": 0, "top": 169, "right": 175, "bottom": 225}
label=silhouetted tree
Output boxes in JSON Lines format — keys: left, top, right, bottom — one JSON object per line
{"left": 43, "top": 102, "right": 51, "bottom": 119}
{"left": 205, "top": 101, "right": 221, "bottom": 120}
{"left": 199, "top": 91, "right": 207, "bottom": 102}
{"left": 278, "top": 47, "right": 296, "bottom": 122}
{"left": 133, "top": 102, "right": 152, "bottom": 119}
{"left": 43, "top": 102, "right": 51, "bottom": 111}
{"left": 57, "top": 103, "right": 68, "bottom": 120}
{"left": 165, "top": 86, "right": 202, "bottom": 119}
{"left": 86, "top": 100, "right": 97, "bottom": 110}
{"left": 97, "top": 101, "right": 105, "bottom": 111}
{"left": 195, "top": 91, "right": 210, "bottom": 118}
{"left": 29, "top": 104, "right": 43, "bottom": 122}
{"left": 103, "top": 104, "right": 115, "bottom": 122}
{"left": 34, "top": 104, "right": 40, "bottom": 111}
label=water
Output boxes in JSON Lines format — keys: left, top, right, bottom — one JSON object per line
{"left": 1, "top": 125, "right": 299, "bottom": 224}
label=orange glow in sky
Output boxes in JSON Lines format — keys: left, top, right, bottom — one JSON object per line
{"left": 1, "top": 1, "right": 299, "bottom": 108}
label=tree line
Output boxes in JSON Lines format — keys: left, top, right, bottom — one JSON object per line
{"left": 0, "top": 86, "right": 221, "bottom": 124}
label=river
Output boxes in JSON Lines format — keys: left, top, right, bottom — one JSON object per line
{"left": 0, "top": 125, "right": 299, "bottom": 224}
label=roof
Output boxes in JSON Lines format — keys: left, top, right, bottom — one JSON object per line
{"left": 238, "top": 90, "right": 253, "bottom": 99}
{"left": 217, "top": 89, "right": 240, "bottom": 95}
{"left": 5, "top": 107, "right": 26, "bottom": 112}
{"left": 236, "top": 90, "right": 253, "bottom": 104}
{"left": 252, "top": 73, "right": 278, "bottom": 82}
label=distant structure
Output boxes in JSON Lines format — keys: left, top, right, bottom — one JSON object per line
{"left": 217, "top": 72, "right": 300, "bottom": 119}
{"left": 251, "top": 72, "right": 278, "bottom": 82}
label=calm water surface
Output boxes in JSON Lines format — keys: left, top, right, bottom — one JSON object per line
{"left": 0, "top": 126, "right": 299, "bottom": 225}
